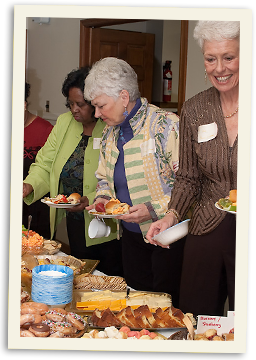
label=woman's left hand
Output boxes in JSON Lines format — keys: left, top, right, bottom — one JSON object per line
{"left": 115, "top": 204, "right": 151, "bottom": 223}
{"left": 66, "top": 196, "right": 89, "bottom": 212}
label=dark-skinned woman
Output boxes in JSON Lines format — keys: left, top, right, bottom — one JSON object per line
{"left": 23, "top": 67, "right": 123, "bottom": 276}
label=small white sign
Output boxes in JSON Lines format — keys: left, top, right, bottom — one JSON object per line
{"left": 198, "top": 122, "right": 218, "bottom": 143}
{"left": 93, "top": 138, "right": 101, "bottom": 149}
{"left": 196, "top": 313, "right": 234, "bottom": 336}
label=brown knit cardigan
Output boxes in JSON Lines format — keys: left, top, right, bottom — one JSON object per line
{"left": 169, "top": 87, "right": 237, "bottom": 235}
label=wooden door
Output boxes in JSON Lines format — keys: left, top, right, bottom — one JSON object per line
{"left": 80, "top": 24, "right": 155, "bottom": 102}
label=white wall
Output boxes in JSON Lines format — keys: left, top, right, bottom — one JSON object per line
{"left": 26, "top": 17, "right": 83, "bottom": 120}
{"left": 27, "top": 18, "right": 208, "bottom": 117}
{"left": 26, "top": 18, "right": 182, "bottom": 120}
{"left": 185, "top": 20, "right": 211, "bottom": 101}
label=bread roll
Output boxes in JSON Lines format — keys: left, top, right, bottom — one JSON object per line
{"left": 105, "top": 199, "right": 121, "bottom": 214}
{"left": 67, "top": 193, "right": 81, "bottom": 204}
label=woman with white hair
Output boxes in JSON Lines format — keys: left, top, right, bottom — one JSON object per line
{"left": 84, "top": 57, "right": 184, "bottom": 307}
{"left": 147, "top": 21, "right": 239, "bottom": 316}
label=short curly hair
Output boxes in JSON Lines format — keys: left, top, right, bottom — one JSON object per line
{"left": 84, "top": 57, "right": 140, "bottom": 102}
{"left": 193, "top": 21, "right": 240, "bottom": 50}
{"left": 62, "top": 67, "right": 91, "bottom": 109}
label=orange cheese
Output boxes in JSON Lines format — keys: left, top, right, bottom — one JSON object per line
{"left": 76, "top": 299, "right": 127, "bottom": 311}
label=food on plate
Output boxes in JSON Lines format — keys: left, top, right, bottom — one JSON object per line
{"left": 95, "top": 202, "right": 106, "bottom": 213}
{"left": 21, "top": 301, "right": 49, "bottom": 315}
{"left": 76, "top": 290, "right": 172, "bottom": 312}
{"left": 67, "top": 193, "right": 81, "bottom": 204}
{"left": 66, "top": 312, "right": 86, "bottom": 331}
{"left": 222, "top": 333, "right": 234, "bottom": 341}
{"left": 91, "top": 198, "right": 130, "bottom": 215}
{"left": 90, "top": 305, "right": 194, "bottom": 329}
{"left": 74, "top": 274, "right": 127, "bottom": 290}
{"left": 20, "top": 301, "right": 87, "bottom": 337}
{"left": 44, "top": 194, "right": 69, "bottom": 204}
{"left": 217, "top": 189, "right": 237, "bottom": 212}
{"left": 193, "top": 328, "right": 234, "bottom": 341}
{"left": 42, "top": 240, "right": 62, "bottom": 254}
{"left": 21, "top": 287, "right": 30, "bottom": 303}
{"left": 44, "top": 193, "right": 81, "bottom": 205}
{"left": 105, "top": 198, "right": 130, "bottom": 215}
{"left": 45, "top": 309, "right": 66, "bottom": 322}
{"left": 229, "top": 189, "right": 237, "bottom": 203}
{"left": 20, "top": 313, "right": 35, "bottom": 326}
{"left": 29, "top": 323, "right": 51, "bottom": 337}
{"left": 82, "top": 325, "right": 166, "bottom": 339}
{"left": 22, "top": 230, "right": 44, "bottom": 255}
{"left": 21, "top": 229, "right": 62, "bottom": 255}
{"left": 20, "top": 329, "right": 36, "bottom": 337}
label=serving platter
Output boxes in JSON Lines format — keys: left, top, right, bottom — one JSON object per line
{"left": 86, "top": 316, "right": 186, "bottom": 332}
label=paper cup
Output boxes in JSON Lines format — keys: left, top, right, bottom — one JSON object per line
{"left": 88, "top": 218, "right": 111, "bottom": 238}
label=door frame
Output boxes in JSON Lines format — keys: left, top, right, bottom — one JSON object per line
{"left": 80, "top": 18, "right": 188, "bottom": 115}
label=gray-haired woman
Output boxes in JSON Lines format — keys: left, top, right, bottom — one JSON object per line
{"left": 147, "top": 21, "right": 239, "bottom": 317}
{"left": 85, "top": 57, "right": 184, "bottom": 307}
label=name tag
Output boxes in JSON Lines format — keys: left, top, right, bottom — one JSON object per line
{"left": 93, "top": 138, "right": 101, "bottom": 149}
{"left": 140, "top": 138, "right": 156, "bottom": 157}
{"left": 198, "top": 122, "right": 218, "bottom": 143}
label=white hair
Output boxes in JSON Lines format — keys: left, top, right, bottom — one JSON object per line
{"left": 193, "top": 21, "right": 240, "bottom": 50}
{"left": 84, "top": 57, "right": 140, "bottom": 101}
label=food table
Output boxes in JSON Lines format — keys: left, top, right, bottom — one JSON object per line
{"left": 21, "top": 229, "right": 234, "bottom": 342}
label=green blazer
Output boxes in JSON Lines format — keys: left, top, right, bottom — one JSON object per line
{"left": 23, "top": 111, "right": 117, "bottom": 246}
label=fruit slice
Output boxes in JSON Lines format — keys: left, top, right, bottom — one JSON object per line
{"left": 95, "top": 202, "right": 106, "bottom": 213}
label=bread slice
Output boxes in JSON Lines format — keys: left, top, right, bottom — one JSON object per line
{"left": 123, "top": 306, "right": 141, "bottom": 328}
{"left": 97, "top": 308, "right": 124, "bottom": 328}
{"left": 134, "top": 305, "right": 153, "bottom": 328}
{"left": 91, "top": 308, "right": 102, "bottom": 326}
{"left": 157, "top": 306, "right": 185, "bottom": 328}
{"left": 134, "top": 314, "right": 150, "bottom": 328}
{"left": 116, "top": 308, "right": 135, "bottom": 328}
{"left": 152, "top": 312, "right": 169, "bottom": 328}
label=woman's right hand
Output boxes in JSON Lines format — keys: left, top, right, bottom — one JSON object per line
{"left": 23, "top": 183, "right": 33, "bottom": 198}
{"left": 146, "top": 212, "right": 178, "bottom": 246}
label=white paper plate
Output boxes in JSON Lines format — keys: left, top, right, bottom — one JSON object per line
{"left": 88, "top": 209, "right": 126, "bottom": 218}
{"left": 41, "top": 199, "right": 79, "bottom": 209}
{"left": 215, "top": 202, "right": 236, "bottom": 215}
{"left": 153, "top": 219, "right": 190, "bottom": 246}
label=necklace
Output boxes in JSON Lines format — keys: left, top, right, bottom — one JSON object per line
{"left": 223, "top": 107, "right": 239, "bottom": 119}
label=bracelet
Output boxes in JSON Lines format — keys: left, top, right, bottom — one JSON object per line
{"left": 165, "top": 208, "right": 180, "bottom": 222}
{"left": 93, "top": 195, "right": 112, "bottom": 202}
